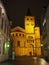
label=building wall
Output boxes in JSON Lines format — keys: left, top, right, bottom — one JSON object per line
{"left": 11, "top": 12, "right": 41, "bottom": 57}
{"left": 0, "top": 1, "right": 10, "bottom": 62}
{"left": 42, "top": 4, "right": 49, "bottom": 57}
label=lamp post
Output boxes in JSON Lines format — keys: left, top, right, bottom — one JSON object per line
{"left": 41, "top": 44, "right": 43, "bottom": 57}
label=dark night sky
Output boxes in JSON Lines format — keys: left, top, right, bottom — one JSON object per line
{"left": 2, "top": 0, "right": 49, "bottom": 32}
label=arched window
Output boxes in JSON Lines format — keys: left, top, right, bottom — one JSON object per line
{"left": 17, "top": 41, "right": 20, "bottom": 47}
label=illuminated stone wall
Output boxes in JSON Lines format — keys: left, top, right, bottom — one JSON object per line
{"left": 11, "top": 14, "right": 41, "bottom": 56}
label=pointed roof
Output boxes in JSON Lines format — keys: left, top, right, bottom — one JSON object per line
{"left": 26, "top": 8, "right": 32, "bottom": 16}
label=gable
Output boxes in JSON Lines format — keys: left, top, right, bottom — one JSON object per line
{"left": 11, "top": 26, "right": 25, "bottom": 33}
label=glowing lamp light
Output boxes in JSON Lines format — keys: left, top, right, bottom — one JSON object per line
{"left": 41, "top": 44, "right": 43, "bottom": 47}
{"left": 7, "top": 44, "right": 10, "bottom": 47}
{"left": 5, "top": 41, "right": 10, "bottom": 48}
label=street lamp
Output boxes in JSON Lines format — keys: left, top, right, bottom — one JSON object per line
{"left": 41, "top": 44, "right": 43, "bottom": 47}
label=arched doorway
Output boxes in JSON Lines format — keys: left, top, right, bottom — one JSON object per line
{"left": 29, "top": 44, "right": 34, "bottom": 56}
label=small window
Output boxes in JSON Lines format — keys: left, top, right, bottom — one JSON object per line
{"left": 16, "top": 33, "right": 17, "bottom": 36}
{"left": 30, "top": 18, "right": 32, "bottom": 20}
{"left": 17, "top": 41, "right": 20, "bottom": 47}
{"left": 27, "top": 40, "right": 34, "bottom": 43}
{"left": 13, "top": 34, "right": 14, "bottom": 36}
{"left": 28, "top": 36, "right": 33, "bottom": 38}
{"left": 24, "top": 41, "right": 26, "bottom": 47}
{"left": 23, "top": 34, "right": 24, "bottom": 37}
{"left": 27, "top": 18, "right": 29, "bottom": 20}
{"left": 33, "top": 40, "right": 34, "bottom": 43}
{"left": 27, "top": 40, "right": 28, "bottom": 43}
{"left": 19, "top": 34, "right": 21, "bottom": 36}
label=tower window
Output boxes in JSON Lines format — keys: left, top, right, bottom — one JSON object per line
{"left": 17, "top": 41, "right": 20, "bottom": 47}
{"left": 27, "top": 18, "right": 29, "bottom": 20}
{"left": 30, "top": 18, "right": 32, "bottom": 20}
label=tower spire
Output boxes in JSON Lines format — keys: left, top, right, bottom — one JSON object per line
{"left": 26, "top": 8, "right": 32, "bottom": 16}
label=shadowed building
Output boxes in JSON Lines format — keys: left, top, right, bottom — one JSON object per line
{"left": 10, "top": 8, "right": 41, "bottom": 57}
{"left": 42, "top": 4, "right": 49, "bottom": 59}
{"left": 0, "top": 1, "right": 10, "bottom": 62}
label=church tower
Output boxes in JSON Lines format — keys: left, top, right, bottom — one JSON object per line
{"left": 25, "top": 8, "right": 35, "bottom": 33}
{"left": 24, "top": 8, "right": 36, "bottom": 56}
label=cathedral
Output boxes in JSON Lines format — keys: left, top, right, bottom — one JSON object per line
{"left": 10, "top": 9, "right": 41, "bottom": 56}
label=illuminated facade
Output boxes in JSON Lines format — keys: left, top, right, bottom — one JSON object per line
{"left": 11, "top": 9, "right": 41, "bottom": 56}
{"left": 0, "top": 1, "right": 10, "bottom": 62}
